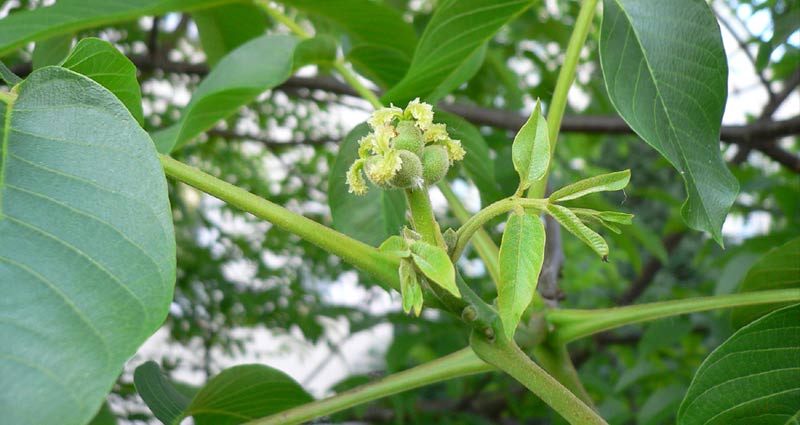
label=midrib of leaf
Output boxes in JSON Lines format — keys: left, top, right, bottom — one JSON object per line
{"left": 610, "top": 1, "right": 714, "bottom": 233}
{"left": 0, "top": 93, "right": 15, "bottom": 213}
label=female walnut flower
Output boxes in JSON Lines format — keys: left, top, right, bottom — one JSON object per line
{"left": 347, "top": 98, "right": 465, "bottom": 195}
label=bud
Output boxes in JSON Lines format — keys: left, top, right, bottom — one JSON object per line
{"left": 421, "top": 144, "right": 449, "bottom": 185}
{"left": 389, "top": 150, "right": 424, "bottom": 189}
{"left": 392, "top": 120, "right": 424, "bottom": 155}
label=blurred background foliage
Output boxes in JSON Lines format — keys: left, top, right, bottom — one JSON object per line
{"left": 2, "top": 0, "right": 797, "bottom": 423}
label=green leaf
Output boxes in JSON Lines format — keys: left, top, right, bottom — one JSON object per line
{"left": 284, "top": 0, "right": 417, "bottom": 57}
{"left": 379, "top": 235, "right": 411, "bottom": 257}
{"left": 435, "top": 111, "right": 502, "bottom": 204}
{"left": 61, "top": 37, "right": 144, "bottom": 124}
{"left": 678, "top": 304, "right": 800, "bottom": 425}
{"left": 348, "top": 44, "right": 411, "bottom": 88}
{"left": 193, "top": 3, "right": 268, "bottom": 67}
{"left": 0, "top": 0, "right": 240, "bottom": 56}
{"left": 0, "top": 67, "right": 175, "bottom": 425}
{"left": 32, "top": 35, "right": 72, "bottom": 69}
{"left": 511, "top": 100, "right": 550, "bottom": 193}
{"left": 184, "top": 364, "right": 313, "bottom": 425}
{"left": 134, "top": 361, "right": 190, "bottom": 425}
{"left": 0, "top": 60, "right": 22, "bottom": 85}
{"left": 545, "top": 204, "right": 609, "bottom": 259}
{"left": 87, "top": 402, "right": 118, "bottom": 425}
{"left": 549, "top": 170, "right": 630, "bottom": 202}
{"left": 136, "top": 362, "right": 312, "bottom": 425}
{"left": 329, "top": 123, "right": 406, "bottom": 247}
{"left": 599, "top": 0, "right": 738, "bottom": 246}
{"left": 730, "top": 238, "right": 800, "bottom": 329}
{"left": 399, "top": 258, "right": 422, "bottom": 315}
{"left": 427, "top": 42, "right": 488, "bottom": 103}
{"left": 382, "top": 0, "right": 534, "bottom": 104}
{"left": 293, "top": 35, "right": 338, "bottom": 69}
{"left": 410, "top": 241, "right": 460, "bottom": 298}
{"left": 497, "top": 211, "right": 545, "bottom": 339}
{"left": 151, "top": 34, "right": 298, "bottom": 153}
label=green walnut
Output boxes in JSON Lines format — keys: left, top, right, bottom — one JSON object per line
{"left": 390, "top": 150, "right": 424, "bottom": 189}
{"left": 421, "top": 144, "right": 449, "bottom": 185}
{"left": 392, "top": 120, "right": 424, "bottom": 155}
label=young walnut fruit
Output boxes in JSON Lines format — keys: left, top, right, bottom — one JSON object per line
{"left": 389, "top": 150, "right": 424, "bottom": 189}
{"left": 346, "top": 98, "right": 465, "bottom": 195}
{"left": 421, "top": 144, "right": 449, "bottom": 185}
{"left": 392, "top": 120, "right": 424, "bottom": 155}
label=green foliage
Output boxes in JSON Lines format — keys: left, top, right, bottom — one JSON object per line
{"left": 136, "top": 361, "right": 313, "bottom": 425}
{"left": 599, "top": 0, "right": 738, "bottom": 246}
{"left": 193, "top": 3, "right": 268, "bottom": 67}
{"left": 382, "top": 0, "right": 534, "bottom": 104}
{"left": 678, "top": 304, "right": 800, "bottom": 425}
{"left": 549, "top": 170, "right": 631, "bottom": 202}
{"left": 0, "top": 0, "right": 240, "bottom": 55}
{"left": 0, "top": 68, "right": 175, "bottom": 425}
{"left": 1, "top": 1, "right": 797, "bottom": 424}
{"left": 512, "top": 100, "right": 550, "bottom": 193}
{"left": 410, "top": 241, "right": 460, "bottom": 298}
{"left": 730, "top": 237, "right": 800, "bottom": 328}
{"left": 152, "top": 34, "right": 298, "bottom": 152}
{"left": 61, "top": 37, "right": 144, "bottom": 124}
{"left": 498, "top": 211, "right": 545, "bottom": 338}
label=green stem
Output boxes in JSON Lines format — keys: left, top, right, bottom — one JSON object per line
{"left": 437, "top": 182, "right": 501, "bottom": 284}
{"left": 256, "top": 0, "right": 384, "bottom": 110}
{"left": 527, "top": 0, "right": 598, "bottom": 199}
{"left": 548, "top": 288, "right": 800, "bottom": 344}
{"left": 453, "top": 197, "right": 547, "bottom": 261}
{"left": 160, "top": 155, "right": 400, "bottom": 291}
{"left": 470, "top": 331, "right": 607, "bottom": 425}
{"left": 333, "top": 61, "right": 384, "bottom": 109}
{"left": 0, "top": 90, "right": 15, "bottom": 104}
{"left": 405, "top": 188, "right": 446, "bottom": 247}
{"left": 533, "top": 343, "right": 594, "bottom": 406}
{"left": 255, "top": 0, "right": 311, "bottom": 39}
{"left": 244, "top": 348, "right": 492, "bottom": 425}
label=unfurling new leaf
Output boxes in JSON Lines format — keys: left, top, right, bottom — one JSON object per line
{"left": 399, "top": 259, "right": 424, "bottom": 316}
{"left": 410, "top": 241, "right": 460, "bottom": 298}
{"left": 379, "top": 235, "right": 411, "bottom": 257}
{"left": 498, "top": 212, "right": 546, "bottom": 339}
{"left": 549, "top": 170, "right": 631, "bottom": 202}
{"left": 546, "top": 204, "right": 609, "bottom": 259}
{"left": 512, "top": 100, "right": 550, "bottom": 193}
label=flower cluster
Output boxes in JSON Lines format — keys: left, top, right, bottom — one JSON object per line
{"left": 347, "top": 99, "right": 465, "bottom": 195}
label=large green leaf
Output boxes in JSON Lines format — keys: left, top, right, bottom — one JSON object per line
{"left": 32, "top": 35, "right": 73, "bottom": 69}
{"left": 61, "top": 37, "right": 144, "bottom": 124}
{"left": 329, "top": 123, "right": 406, "bottom": 247}
{"left": 498, "top": 211, "right": 545, "bottom": 339}
{"left": 0, "top": 0, "right": 240, "bottom": 56}
{"left": 678, "top": 304, "right": 800, "bottom": 425}
{"left": 0, "top": 67, "right": 175, "bottom": 425}
{"left": 382, "top": 0, "right": 534, "bottom": 104}
{"left": 152, "top": 34, "right": 298, "bottom": 153}
{"left": 136, "top": 362, "right": 313, "bottom": 425}
{"left": 730, "top": 237, "right": 800, "bottom": 329}
{"left": 599, "top": 0, "right": 738, "bottom": 246}
{"left": 347, "top": 44, "right": 411, "bottom": 88}
{"left": 193, "top": 3, "right": 268, "bottom": 67}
